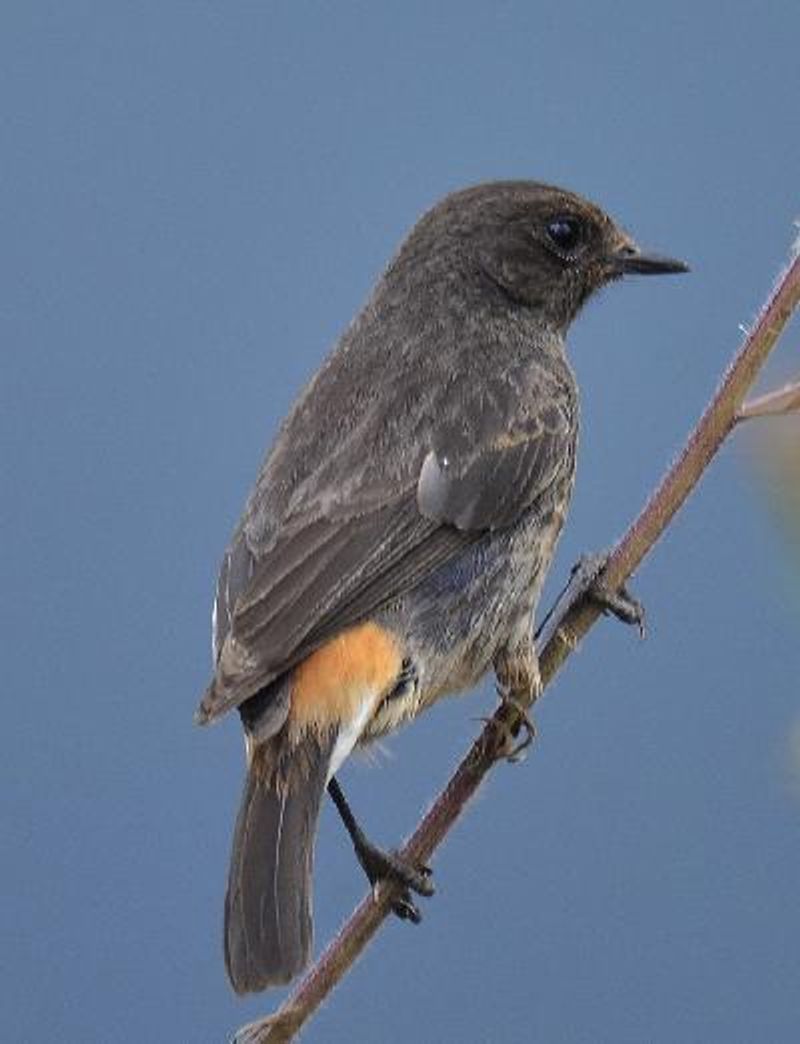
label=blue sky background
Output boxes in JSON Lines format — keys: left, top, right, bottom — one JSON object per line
{"left": 3, "top": 4, "right": 799, "bottom": 1042}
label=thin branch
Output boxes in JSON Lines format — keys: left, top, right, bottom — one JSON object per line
{"left": 737, "top": 377, "right": 800, "bottom": 420}
{"left": 234, "top": 242, "right": 800, "bottom": 1044}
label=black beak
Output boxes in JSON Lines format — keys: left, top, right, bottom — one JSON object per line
{"left": 611, "top": 245, "right": 689, "bottom": 276}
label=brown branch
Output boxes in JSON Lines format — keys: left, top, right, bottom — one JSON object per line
{"left": 737, "top": 376, "right": 800, "bottom": 420}
{"left": 233, "top": 241, "right": 800, "bottom": 1044}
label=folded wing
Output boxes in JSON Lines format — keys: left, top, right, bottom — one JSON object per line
{"left": 198, "top": 364, "right": 575, "bottom": 724}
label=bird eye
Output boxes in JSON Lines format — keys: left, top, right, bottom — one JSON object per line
{"left": 545, "top": 216, "right": 582, "bottom": 254}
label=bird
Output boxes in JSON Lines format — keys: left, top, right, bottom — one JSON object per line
{"left": 196, "top": 180, "right": 687, "bottom": 994}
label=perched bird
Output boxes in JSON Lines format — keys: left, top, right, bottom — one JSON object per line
{"left": 196, "top": 180, "right": 687, "bottom": 993}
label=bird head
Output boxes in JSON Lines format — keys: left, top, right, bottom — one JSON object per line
{"left": 398, "top": 181, "right": 688, "bottom": 331}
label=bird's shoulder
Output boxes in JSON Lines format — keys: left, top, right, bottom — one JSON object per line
{"left": 243, "top": 311, "right": 575, "bottom": 549}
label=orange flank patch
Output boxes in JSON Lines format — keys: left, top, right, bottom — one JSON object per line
{"left": 290, "top": 621, "right": 403, "bottom": 731}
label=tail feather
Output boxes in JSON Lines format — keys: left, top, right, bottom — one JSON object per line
{"left": 224, "top": 738, "right": 331, "bottom": 993}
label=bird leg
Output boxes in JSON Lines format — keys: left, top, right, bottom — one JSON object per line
{"left": 535, "top": 551, "right": 645, "bottom": 649}
{"left": 327, "top": 776, "right": 434, "bottom": 923}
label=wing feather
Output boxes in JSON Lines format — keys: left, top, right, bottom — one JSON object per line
{"left": 199, "top": 364, "right": 576, "bottom": 723}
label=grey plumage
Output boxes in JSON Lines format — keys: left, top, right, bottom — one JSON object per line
{"left": 224, "top": 726, "right": 334, "bottom": 992}
{"left": 199, "top": 180, "right": 687, "bottom": 992}
{"left": 199, "top": 182, "right": 595, "bottom": 725}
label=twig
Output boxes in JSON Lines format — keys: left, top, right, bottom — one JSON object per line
{"left": 738, "top": 377, "right": 800, "bottom": 420}
{"left": 234, "top": 241, "right": 800, "bottom": 1044}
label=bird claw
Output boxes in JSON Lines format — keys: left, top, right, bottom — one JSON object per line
{"left": 592, "top": 581, "right": 645, "bottom": 633}
{"left": 483, "top": 694, "right": 537, "bottom": 763}
{"left": 355, "top": 838, "right": 434, "bottom": 923}
{"left": 572, "top": 553, "right": 645, "bottom": 635}
{"left": 389, "top": 893, "right": 423, "bottom": 924}
{"left": 536, "top": 551, "right": 645, "bottom": 645}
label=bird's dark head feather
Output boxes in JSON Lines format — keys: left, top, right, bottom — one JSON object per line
{"left": 386, "top": 181, "right": 687, "bottom": 331}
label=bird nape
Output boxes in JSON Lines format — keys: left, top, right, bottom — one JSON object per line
{"left": 196, "top": 179, "right": 688, "bottom": 994}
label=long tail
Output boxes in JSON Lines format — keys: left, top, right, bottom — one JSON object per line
{"left": 224, "top": 737, "right": 331, "bottom": 993}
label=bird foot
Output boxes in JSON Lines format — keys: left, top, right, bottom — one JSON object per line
{"left": 353, "top": 836, "right": 434, "bottom": 923}
{"left": 482, "top": 694, "right": 537, "bottom": 764}
{"left": 572, "top": 552, "right": 645, "bottom": 632}
{"left": 536, "top": 551, "right": 645, "bottom": 645}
